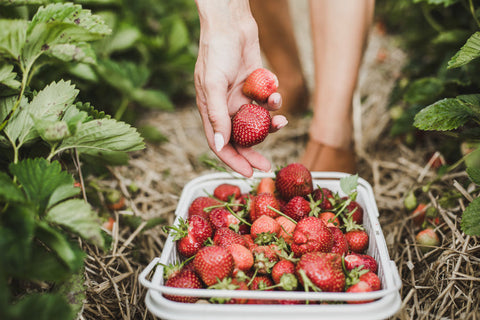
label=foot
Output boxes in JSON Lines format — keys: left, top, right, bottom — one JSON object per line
{"left": 300, "top": 140, "right": 356, "bottom": 174}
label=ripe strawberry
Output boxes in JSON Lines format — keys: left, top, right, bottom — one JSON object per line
{"left": 342, "top": 197, "right": 364, "bottom": 225}
{"left": 275, "top": 216, "right": 296, "bottom": 245}
{"left": 250, "top": 214, "right": 281, "bottom": 239}
{"left": 319, "top": 211, "right": 340, "bottom": 227}
{"left": 296, "top": 252, "right": 345, "bottom": 292}
{"left": 312, "top": 187, "right": 334, "bottom": 210}
{"left": 271, "top": 259, "right": 296, "bottom": 285}
{"left": 169, "top": 216, "right": 212, "bottom": 258}
{"left": 193, "top": 245, "right": 234, "bottom": 286}
{"left": 275, "top": 163, "right": 313, "bottom": 200}
{"left": 242, "top": 68, "right": 278, "bottom": 103}
{"left": 256, "top": 177, "right": 276, "bottom": 195}
{"left": 411, "top": 203, "right": 427, "bottom": 227}
{"left": 209, "top": 207, "right": 239, "bottom": 230}
{"left": 283, "top": 196, "right": 311, "bottom": 222}
{"left": 227, "top": 243, "right": 254, "bottom": 275}
{"left": 188, "top": 196, "right": 221, "bottom": 220}
{"left": 291, "top": 216, "right": 333, "bottom": 257}
{"left": 213, "top": 227, "right": 246, "bottom": 248}
{"left": 248, "top": 275, "right": 275, "bottom": 304}
{"left": 346, "top": 280, "right": 373, "bottom": 304}
{"left": 252, "top": 244, "right": 279, "bottom": 274}
{"left": 164, "top": 270, "right": 203, "bottom": 303}
{"left": 213, "top": 183, "right": 242, "bottom": 202}
{"left": 345, "top": 229, "right": 369, "bottom": 253}
{"left": 415, "top": 228, "right": 440, "bottom": 253}
{"left": 344, "top": 253, "right": 378, "bottom": 274}
{"left": 251, "top": 192, "right": 280, "bottom": 221}
{"left": 329, "top": 226, "right": 349, "bottom": 256}
{"left": 359, "top": 271, "right": 381, "bottom": 291}
{"left": 243, "top": 233, "right": 257, "bottom": 251}
{"left": 231, "top": 104, "right": 271, "bottom": 148}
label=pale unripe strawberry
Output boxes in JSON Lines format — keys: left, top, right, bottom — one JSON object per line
{"left": 232, "top": 104, "right": 271, "bottom": 148}
{"left": 415, "top": 228, "right": 440, "bottom": 252}
{"left": 242, "top": 68, "right": 278, "bottom": 103}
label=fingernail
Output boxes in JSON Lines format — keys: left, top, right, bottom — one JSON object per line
{"left": 277, "top": 118, "right": 288, "bottom": 129}
{"left": 214, "top": 132, "right": 224, "bottom": 152}
{"left": 272, "top": 95, "right": 280, "bottom": 105}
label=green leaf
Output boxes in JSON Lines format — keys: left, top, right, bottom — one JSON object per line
{"left": 7, "top": 293, "right": 74, "bottom": 320}
{"left": 413, "top": 0, "right": 459, "bottom": 6}
{"left": 340, "top": 174, "right": 358, "bottom": 196}
{"left": 34, "top": 118, "right": 71, "bottom": 143}
{"left": 448, "top": 32, "right": 480, "bottom": 69}
{"left": 47, "top": 184, "right": 80, "bottom": 209}
{"left": 57, "top": 271, "right": 86, "bottom": 317}
{"left": 0, "top": 19, "right": 27, "bottom": 61}
{"left": 413, "top": 98, "right": 474, "bottom": 131}
{"left": 167, "top": 16, "right": 190, "bottom": 55}
{"left": 0, "top": 64, "right": 21, "bottom": 91}
{"left": 131, "top": 88, "right": 174, "bottom": 110}
{"left": 432, "top": 29, "right": 470, "bottom": 45}
{"left": 46, "top": 199, "right": 104, "bottom": 248}
{"left": 9, "top": 158, "right": 74, "bottom": 213}
{"left": 0, "top": 171, "right": 25, "bottom": 203}
{"left": 404, "top": 77, "right": 444, "bottom": 105}
{"left": 461, "top": 197, "right": 480, "bottom": 236}
{"left": 57, "top": 118, "right": 144, "bottom": 158}
{"left": 466, "top": 167, "right": 480, "bottom": 185}
{"left": 0, "top": 95, "right": 15, "bottom": 126}
{"left": 45, "top": 42, "right": 97, "bottom": 64}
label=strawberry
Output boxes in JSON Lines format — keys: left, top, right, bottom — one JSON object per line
{"left": 248, "top": 275, "right": 275, "bottom": 304}
{"left": 242, "top": 68, "right": 278, "bottom": 103}
{"left": 346, "top": 280, "right": 373, "bottom": 304}
{"left": 411, "top": 203, "right": 427, "bottom": 227}
{"left": 283, "top": 196, "right": 311, "bottom": 222}
{"left": 275, "top": 163, "right": 313, "bottom": 200}
{"left": 168, "top": 216, "right": 212, "bottom": 258}
{"left": 188, "top": 196, "right": 221, "bottom": 220}
{"left": 209, "top": 207, "right": 240, "bottom": 230}
{"left": 312, "top": 187, "right": 334, "bottom": 210}
{"left": 193, "top": 245, "right": 234, "bottom": 286}
{"left": 344, "top": 253, "right": 378, "bottom": 274}
{"left": 208, "top": 277, "right": 250, "bottom": 304}
{"left": 231, "top": 104, "right": 271, "bottom": 148}
{"left": 319, "top": 211, "right": 340, "bottom": 227}
{"left": 250, "top": 215, "right": 281, "bottom": 239}
{"left": 256, "top": 177, "right": 276, "bottom": 195}
{"left": 252, "top": 244, "right": 279, "bottom": 274}
{"left": 213, "top": 227, "right": 246, "bottom": 248}
{"left": 296, "top": 252, "right": 345, "bottom": 292}
{"left": 291, "top": 216, "right": 333, "bottom": 257}
{"left": 329, "top": 226, "right": 349, "bottom": 256}
{"left": 251, "top": 192, "right": 280, "bottom": 221}
{"left": 415, "top": 228, "right": 440, "bottom": 253}
{"left": 164, "top": 270, "right": 203, "bottom": 303}
{"left": 342, "top": 197, "right": 364, "bottom": 225}
{"left": 243, "top": 233, "right": 257, "bottom": 251}
{"left": 227, "top": 243, "right": 254, "bottom": 275}
{"left": 275, "top": 216, "right": 296, "bottom": 245}
{"left": 271, "top": 259, "right": 296, "bottom": 285}
{"left": 213, "top": 183, "right": 242, "bottom": 202}
{"left": 345, "top": 229, "right": 369, "bottom": 253}
{"left": 359, "top": 271, "right": 381, "bottom": 291}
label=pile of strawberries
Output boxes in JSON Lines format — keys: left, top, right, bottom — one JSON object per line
{"left": 163, "top": 163, "right": 382, "bottom": 304}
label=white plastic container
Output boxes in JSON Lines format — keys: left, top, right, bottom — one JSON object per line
{"left": 139, "top": 172, "right": 402, "bottom": 320}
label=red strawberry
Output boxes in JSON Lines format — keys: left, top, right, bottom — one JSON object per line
{"left": 319, "top": 211, "right": 340, "bottom": 227}
{"left": 275, "top": 216, "right": 296, "bottom": 245}
{"left": 256, "top": 177, "right": 276, "bottom": 195}
{"left": 344, "top": 253, "right": 378, "bottom": 274}
{"left": 213, "top": 227, "right": 246, "bottom": 248}
{"left": 164, "top": 270, "right": 203, "bottom": 303}
{"left": 283, "top": 196, "right": 311, "bottom": 222}
{"left": 231, "top": 104, "right": 271, "bottom": 148}
{"left": 188, "top": 196, "right": 221, "bottom": 220}
{"left": 252, "top": 192, "right": 280, "bottom": 221}
{"left": 346, "top": 280, "right": 373, "bottom": 304}
{"left": 250, "top": 215, "right": 281, "bottom": 239}
{"left": 291, "top": 216, "right": 333, "bottom": 257}
{"left": 252, "top": 244, "right": 279, "bottom": 274}
{"left": 312, "top": 187, "right": 334, "bottom": 210}
{"left": 271, "top": 259, "right": 296, "bottom": 285}
{"left": 296, "top": 252, "right": 345, "bottom": 292}
{"left": 275, "top": 163, "right": 313, "bottom": 200}
{"left": 342, "top": 197, "right": 364, "bottom": 225}
{"left": 227, "top": 243, "right": 254, "bottom": 275}
{"left": 213, "top": 183, "right": 242, "bottom": 202}
{"left": 415, "top": 228, "right": 440, "bottom": 253}
{"left": 193, "top": 245, "right": 234, "bottom": 286}
{"left": 209, "top": 207, "right": 240, "bottom": 230}
{"left": 243, "top": 233, "right": 257, "bottom": 251}
{"left": 345, "top": 229, "right": 369, "bottom": 253}
{"left": 359, "top": 271, "right": 381, "bottom": 291}
{"left": 169, "top": 216, "right": 212, "bottom": 258}
{"left": 248, "top": 275, "right": 275, "bottom": 304}
{"left": 329, "top": 226, "right": 349, "bottom": 256}
{"left": 242, "top": 68, "right": 278, "bottom": 103}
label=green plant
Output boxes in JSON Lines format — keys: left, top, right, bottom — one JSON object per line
{"left": 0, "top": 2, "right": 144, "bottom": 319}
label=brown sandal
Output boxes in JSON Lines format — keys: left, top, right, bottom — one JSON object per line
{"left": 300, "top": 140, "right": 357, "bottom": 174}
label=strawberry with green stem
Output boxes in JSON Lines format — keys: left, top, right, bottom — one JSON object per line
{"left": 165, "top": 215, "right": 212, "bottom": 258}
{"left": 193, "top": 245, "right": 234, "bottom": 286}
{"left": 231, "top": 104, "right": 271, "bottom": 148}
{"left": 296, "top": 252, "right": 346, "bottom": 293}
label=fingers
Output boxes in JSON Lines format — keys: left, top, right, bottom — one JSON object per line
{"left": 270, "top": 115, "right": 288, "bottom": 133}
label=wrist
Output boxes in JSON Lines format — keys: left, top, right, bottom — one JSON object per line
{"left": 195, "top": 0, "right": 255, "bottom": 34}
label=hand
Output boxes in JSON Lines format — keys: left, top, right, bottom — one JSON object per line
{"left": 194, "top": 0, "right": 287, "bottom": 177}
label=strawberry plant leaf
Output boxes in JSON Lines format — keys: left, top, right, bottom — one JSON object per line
{"left": 0, "top": 64, "right": 21, "bottom": 91}
{"left": 0, "top": 171, "right": 25, "bottom": 203}
{"left": 340, "top": 174, "right": 358, "bottom": 196}
{"left": 0, "top": 19, "right": 27, "bottom": 61}
{"left": 44, "top": 42, "right": 97, "bottom": 64}
{"left": 9, "top": 158, "right": 74, "bottom": 213}
{"left": 466, "top": 167, "right": 480, "bottom": 185}
{"left": 6, "top": 292, "right": 74, "bottom": 320}
{"left": 404, "top": 77, "right": 444, "bottom": 105}
{"left": 413, "top": 0, "right": 460, "bottom": 7}
{"left": 448, "top": 32, "right": 480, "bottom": 69}
{"left": 413, "top": 98, "right": 475, "bottom": 131}
{"left": 461, "top": 197, "right": 480, "bottom": 236}
{"left": 46, "top": 199, "right": 104, "bottom": 248}
{"left": 47, "top": 184, "right": 81, "bottom": 209}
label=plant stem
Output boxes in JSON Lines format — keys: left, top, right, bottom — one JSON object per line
{"left": 469, "top": 0, "right": 480, "bottom": 28}
{"left": 0, "top": 65, "right": 29, "bottom": 132}
{"left": 421, "top": 4, "right": 443, "bottom": 33}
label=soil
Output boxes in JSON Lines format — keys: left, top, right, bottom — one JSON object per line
{"left": 79, "top": 9, "right": 480, "bottom": 320}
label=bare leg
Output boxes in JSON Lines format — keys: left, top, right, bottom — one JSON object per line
{"left": 250, "top": 0, "right": 309, "bottom": 116}
{"left": 301, "top": 0, "right": 375, "bottom": 173}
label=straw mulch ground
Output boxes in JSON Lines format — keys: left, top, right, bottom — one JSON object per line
{"left": 79, "top": 23, "right": 480, "bottom": 320}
